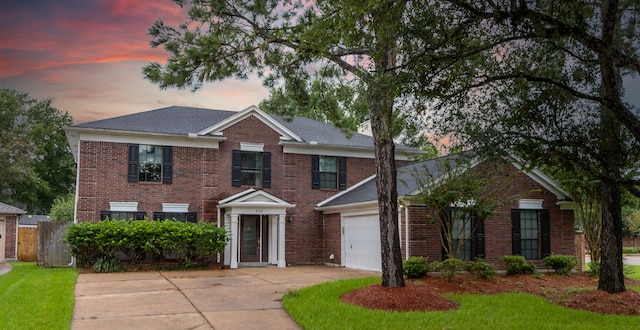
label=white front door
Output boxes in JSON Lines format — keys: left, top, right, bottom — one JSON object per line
{"left": 343, "top": 214, "right": 381, "bottom": 272}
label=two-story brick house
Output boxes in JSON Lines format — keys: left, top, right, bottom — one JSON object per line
{"left": 65, "top": 105, "right": 420, "bottom": 268}
{"left": 66, "top": 105, "right": 576, "bottom": 271}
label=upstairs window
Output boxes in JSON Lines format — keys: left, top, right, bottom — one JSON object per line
{"left": 139, "top": 145, "right": 162, "bottom": 182}
{"left": 232, "top": 150, "right": 271, "bottom": 188}
{"left": 128, "top": 144, "right": 172, "bottom": 184}
{"left": 312, "top": 155, "right": 346, "bottom": 190}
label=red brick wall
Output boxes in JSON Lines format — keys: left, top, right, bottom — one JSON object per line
{"left": 2, "top": 216, "right": 17, "bottom": 260}
{"left": 75, "top": 115, "right": 384, "bottom": 265}
{"left": 404, "top": 161, "right": 576, "bottom": 267}
{"left": 77, "top": 141, "right": 220, "bottom": 223}
{"left": 323, "top": 213, "right": 342, "bottom": 266}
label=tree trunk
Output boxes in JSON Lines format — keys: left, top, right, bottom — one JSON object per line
{"left": 366, "top": 0, "right": 405, "bottom": 289}
{"left": 598, "top": 180, "right": 625, "bottom": 293}
{"left": 369, "top": 57, "right": 404, "bottom": 289}
{"left": 369, "top": 79, "right": 404, "bottom": 288}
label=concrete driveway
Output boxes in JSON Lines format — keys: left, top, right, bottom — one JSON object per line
{"left": 72, "top": 266, "right": 378, "bottom": 330}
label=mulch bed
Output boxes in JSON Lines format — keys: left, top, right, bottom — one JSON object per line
{"left": 341, "top": 273, "right": 640, "bottom": 315}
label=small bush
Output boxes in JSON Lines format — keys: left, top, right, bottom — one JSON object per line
{"left": 434, "top": 258, "right": 466, "bottom": 282}
{"left": 542, "top": 254, "right": 577, "bottom": 275}
{"left": 588, "top": 261, "right": 600, "bottom": 278}
{"left": 468, "top": 258, "right": 497, "bottom": 280}
{"left": 403, "top": 256, "right": 429, "bottom": 278}
{"left": 92, "top": 256, "right": 123, "bottom": 273}
{"left": 501, "top": 255, "right": 536, "bottom": 275}
{"left": 623, "top": 247, "right": 640, "bottom": 254}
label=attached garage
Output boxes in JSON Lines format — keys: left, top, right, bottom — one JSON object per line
{"left": 342, "top": 212, "right": 381, "bottom": 272}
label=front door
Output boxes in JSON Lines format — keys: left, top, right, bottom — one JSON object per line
{"left": 240, "top": 215, "right": 260, "bottom": 262}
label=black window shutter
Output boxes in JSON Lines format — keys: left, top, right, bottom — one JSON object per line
{"left": 511, "top": 210, "right": 522, "bottom": 255}
{"left": 134, "top": 212, "right": 146, "bottom": 221}
{"left": 162, "top": 146, "right": 173, "bottom": 184}
{"left": 262, "top": 152, "right": 271, "bottom": 188}
{"left": 232, "top": 150, "right": 241, "bottom": 187}
{"left": 311, "top": 155, "right": 320, "bottom": 189}
{"left": 186, "top": 212, "right": 198, "bottom": 223}
{"left": 473, "top": 213, "right": 485, "bottom": 259}
{"left": 338, "top": 157, "right": 347, "bottom": 190}
{"left": 540, "top": 209, "right": 551, "bottom": 258}
{"left": 153, "top": 212, "right": 164, "bottom": 221}
{"left": 100, "top": 211, "right": 111, "bottom": 221}
{"left": 128, "top": 144, "right": 139, "bottom": 182}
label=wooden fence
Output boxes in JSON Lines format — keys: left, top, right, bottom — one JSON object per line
{"left": 37, "top": 221, "right": 72, "bottom": 267}
{"left": 17, "top": 227, "right": 38, "bottom": 262}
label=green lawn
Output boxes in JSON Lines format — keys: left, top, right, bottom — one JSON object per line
{"left": 283, "top": 276, "right": 640, "bottom": 330}
{"left": 0, "top": 262, "right": 77, "bottom": 330}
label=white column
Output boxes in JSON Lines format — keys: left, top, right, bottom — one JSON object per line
{"left": 269, "top": 215, "right": 277, "bottom": 264}
{"left": 230, "top": 213, "right": 239, "bottom": 269}
{"left": 223, "top": 213, "right": 231, "bottom": 266}
{"left": 277, "top": 213, "right": 286, "bottom": 267}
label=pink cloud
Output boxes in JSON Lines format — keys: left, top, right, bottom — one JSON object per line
{"left": 0, "top": 0, "right": 186, "bottom": 78}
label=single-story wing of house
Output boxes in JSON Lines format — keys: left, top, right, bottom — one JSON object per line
{"left": 317, "top": 153, "right": 577, "bottom": 271}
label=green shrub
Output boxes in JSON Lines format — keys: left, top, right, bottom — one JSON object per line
{"left": 501, "top": 255, "right": 536, "bottom": 275}
{"left": 64, "top": 219, "right": 228, "bottom": 269}
{"left": 542, "top": 254, "right": 577, "bottom": 275}
{"left": 434, "top": 258, "right": 466, "bottom": 282}
{"left": 49, "top": 193, "right": 75, "bottom": 222}
{"left": 403, "top": 256, "right": 429, "bottom": 278}
{"left": 468, "top": 258, "right": 497, "bottom": 280}
{"left": 588, "top": 261, "right": 600, "bottom": 278}
{"left": 623, "top": 247, "right": 640, "bottom": 254}
{"left": 92, "top": 256, "right": 123, "bottom": 273}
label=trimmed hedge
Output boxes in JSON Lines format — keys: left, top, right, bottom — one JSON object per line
{"left": 500, "top": 255, "right": 536, "bottom": 275}
{"left": 64, "top": 220, "right": 228, "bottom": 269}
{"left": 542, "top": 254, "right": 577, "bottom": 275}
{"left": 403, "top": 256, "right": 429, "bottom": 278}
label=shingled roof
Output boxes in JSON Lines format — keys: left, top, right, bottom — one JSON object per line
{"left": 316, "top": 151, "right": 573, "bottom": 210}
{"left": 70, "top": 105, "right": 416, "bottom": 151}
{"left": 317, "top": 153, "right": 470, "bottom": 208}
{"left": 0, "top": 202, "right": 26, "bottom": 215}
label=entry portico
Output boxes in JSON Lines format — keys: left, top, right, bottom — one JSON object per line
{"left": 218, "top": 189, "right": 295, "bottom": 269}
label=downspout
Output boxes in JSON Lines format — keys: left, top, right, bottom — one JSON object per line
{"left": 405, "top": 206, "right": 409, "bottom": 260}
{"left": 72, "top": 136, "right": 81, "bottom": 266}
{"left": 73, "top": 150, "right": 80, "bottom": 225}
{"left": 398, "top": 206, "right": 402, "bottom": 257}
{"left": 216, "top": 207, "right": 221, "bottom": 264}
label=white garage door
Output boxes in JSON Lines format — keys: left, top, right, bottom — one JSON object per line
{"left": 343, "top": 214, "right": 381, "bottom": 272}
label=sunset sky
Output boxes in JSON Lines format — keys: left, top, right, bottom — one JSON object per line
{"left": 1, "top": 1, "right": 638, "bottom": 125}
{"left": 0, "top": 0, "right": 269, "bottom": 124}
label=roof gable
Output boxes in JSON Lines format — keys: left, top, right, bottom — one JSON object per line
{"left": 197, "top": 105, "right": 303, "bottom": 142}
{"left": 218, "top": 189, "right": 295, "bottom": 209}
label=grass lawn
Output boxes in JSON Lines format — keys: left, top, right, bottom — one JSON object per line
{"left": 0, "top": 262, "right": 77, "bottom": 330}
{"left": 283, "top": 275, "right": 640, "bottom": 330}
